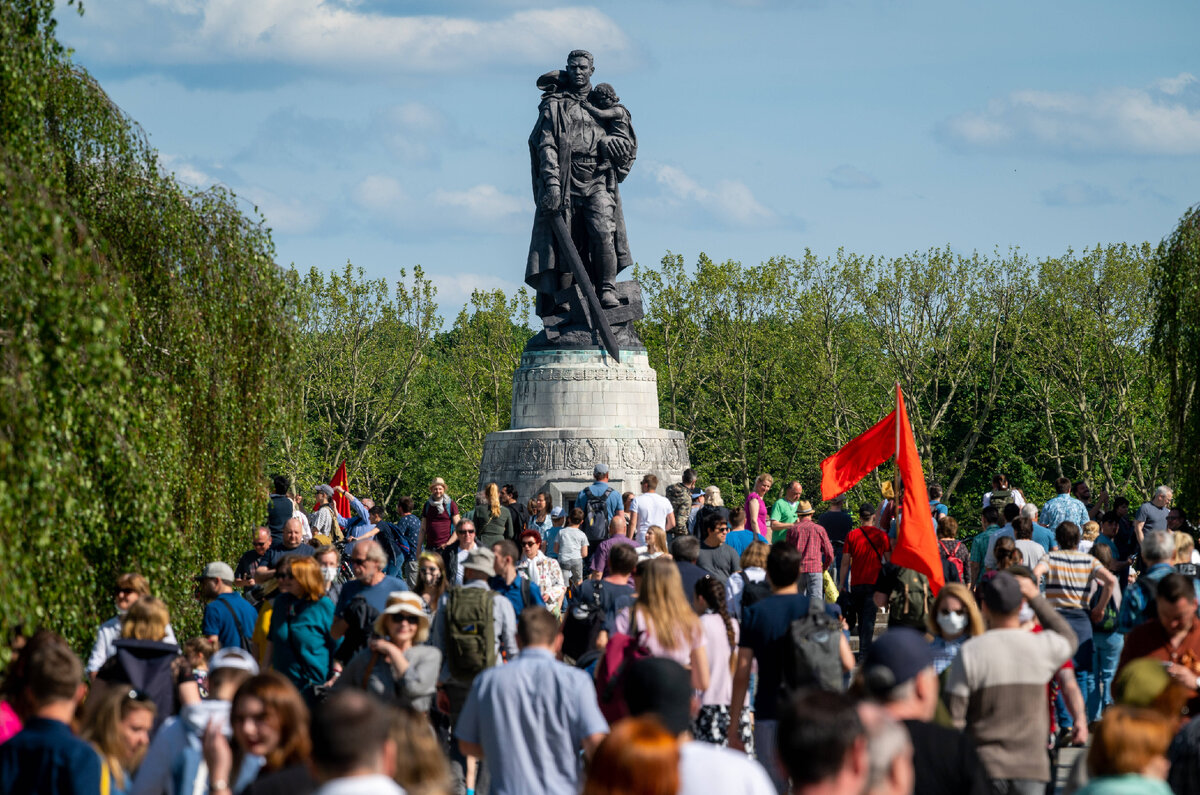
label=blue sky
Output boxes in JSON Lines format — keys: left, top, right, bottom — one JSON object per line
{"left": 56, "top": 0, "right": 1200, "bottom": 312}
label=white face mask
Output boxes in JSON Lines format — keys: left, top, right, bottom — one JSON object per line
{"left": 321, "top": 565, "right": 338, "bottom": 584}
{"left": 936, "top": 611, "right": 968, "bottom": 636}
{"left": 1018, "top": 602, "right": 1035, "bottom": 624}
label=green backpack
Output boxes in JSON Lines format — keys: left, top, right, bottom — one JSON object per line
{"left": 446, "top": 587, "right": 496, "bottom": 682}
{"left": 888, "top": 567, "right": 932, "bottom": 631}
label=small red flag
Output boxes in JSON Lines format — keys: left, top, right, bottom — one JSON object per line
{"left": 330, "top": 461, "right": 351, "bottom": 519}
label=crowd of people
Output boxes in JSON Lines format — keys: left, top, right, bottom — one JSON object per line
{"left": 4, "top": 466, "right": 1200, "bottom": 795}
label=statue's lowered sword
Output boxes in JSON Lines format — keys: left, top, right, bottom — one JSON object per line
{"left": 548, "top": 212, "right": 621, "bottom": 362}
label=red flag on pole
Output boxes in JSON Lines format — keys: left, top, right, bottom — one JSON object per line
{"left": 818, "top": 386, "right": 943, "bottom": 593}
{"left": 890, "top": 386, "right": 943, "bottom": 592}
{"left": 330, "top": 461, "right": 351, "bottom": 519}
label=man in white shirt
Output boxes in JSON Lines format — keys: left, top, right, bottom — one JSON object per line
{"left": 310, "top": 690, "right": 406, "bottom": 795}
{"left": 628, "top": 473, "right": 675, "bottom": 545}
{"left": 624, "top": 657, "right": 775, "bottom": 795}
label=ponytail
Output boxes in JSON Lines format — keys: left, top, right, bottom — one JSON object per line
{"left": 695, "top": 575, "right": 737, "bottom": 674}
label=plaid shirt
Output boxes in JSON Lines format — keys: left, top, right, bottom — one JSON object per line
{"left": 785, "top": 518, "right": 834, "bottom": 573}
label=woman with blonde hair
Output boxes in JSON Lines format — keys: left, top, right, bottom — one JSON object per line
{"left": 582, "top": 716, "right": 680, "bottom": 795}
{"left": 743, "top": 474, "right": 773, "bottom": 541}
{"left": 336, "top": 592, "right": 442, "bottom": 713}
{"left": 268, "top": 556, "right": 337, "bottom": 705}
{"left": 727, "top": 540, "right": 769, "bottom": 619}
{"left": 927, "top": 583, "right": 985, "bottom": 674}
{"left": 611, "top": 558, "right": 709, "bottom": 691}
{"left": 87, "top": 572, "right": 177, "bottom": 679}
{"left": 413, "top": 551, "right": 448, "bottom": 615}
{"left": 471, "top": 482, "right": 513, "bottom": 548}
{"left": 1080, "top": 520, "right": 1100, "bottom": 555}
{"left": 94, "top": 596, "right": 180, "bottom": 731}
{"left": 639, "top": 525, "right": 670, "bottom": 561}
{"left": 83, "top": 685, "right": 157, "bottom": 795}
{"left": 389, "top": 706, "right": 453, "bottom": 795}
{"left": 1172, "top": 531, "right": 1200, "bottom": 572}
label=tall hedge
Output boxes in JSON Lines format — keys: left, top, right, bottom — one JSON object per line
{"left": 0, "top": 0, "right": 297, "bottom": 660}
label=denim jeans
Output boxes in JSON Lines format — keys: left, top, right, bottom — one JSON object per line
{"left": 849, "top": 584, "right": 878, "bottom": 657}
{"left": 754, "top": 719, "right": 788, "bottom": 795}
{"left": 802, "top": 572, "right": 824, "bottom": 603}
{"left": 1088, "top": 630, "right": 1125, "bottom": 721}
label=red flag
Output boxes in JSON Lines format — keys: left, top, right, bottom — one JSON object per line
{"left": 890, "top": 386, "right": 943, "bottom": 592}
{"left": 820, "top": 409, "right": 897, "bottom": 500}
{"left": 818, "top": 386, "right": 944, "bottom": 593}
{"left": 330, "top": 461, "right": 351, "bottom": 519}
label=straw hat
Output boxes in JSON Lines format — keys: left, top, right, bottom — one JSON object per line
{"left": 372, "top": 591, "right": 431, "bottom": 642}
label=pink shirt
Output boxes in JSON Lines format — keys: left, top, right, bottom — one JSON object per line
{"left": 744, "top": 491, "right": 769, "bottom": 539}
{"left": 614, "top": 606, "right": 703, "bottom": 668}
{"left": 0, "top": 701, "right": 21, "bottom": 744}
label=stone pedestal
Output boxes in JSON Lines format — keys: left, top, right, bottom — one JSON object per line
{"left": 479, "top": 348, "right": 690, "bottom": 509}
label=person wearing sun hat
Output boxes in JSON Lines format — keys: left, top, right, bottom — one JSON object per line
{"left": 334, "top": 591, "right": 443, "bottom": 713}
{"left": 785, "top": 500, "right": 835, "bottom": 602}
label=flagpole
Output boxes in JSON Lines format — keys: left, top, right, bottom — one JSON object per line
{"left": 894, "top": 382, "right": 901, "bottom": 460}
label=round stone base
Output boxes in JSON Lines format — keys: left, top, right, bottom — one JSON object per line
{"left": 478, "top": 427, "right": 690, "bottom": 510}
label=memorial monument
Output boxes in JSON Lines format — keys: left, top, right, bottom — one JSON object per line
{"left": 478, "top": 49, "right": 691, "bottom": 506}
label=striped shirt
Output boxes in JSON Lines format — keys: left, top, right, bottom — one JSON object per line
{"left": 1042, "top": 550, "right": 1104, "bottom": 610}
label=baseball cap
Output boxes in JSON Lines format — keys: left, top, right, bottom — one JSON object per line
{"left": 196, "top": 562, "right": 235, "bottom": 584}
{"left": 623, "top": 657, "right": 692, "bottom": 735}
{"left": 980, "top": 571, "right": 1023, "bottom": 613}
{"left": 862, "top": 628, "right": 935, "bottom": 694}
{"left": 313, "top": 484, "right": 334, "bottom": 497}
{"left": 594, "top": 463, "right": 610, "bottom": 475}
{"left": 209, "top": 647, "right": 260, "bottom": 675}
{"left": 550, "top": 506, "right": 565, "bottom": 519}
{"left": 462, "top": 547, "right": 496, "bottom": 577}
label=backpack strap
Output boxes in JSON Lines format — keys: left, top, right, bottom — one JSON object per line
{"left": 216, "top": 596, "right": 251, "bottom": 648}
{"left": 521, "top": 576, "right": 533, "bottom": 610}
{"left": 861, "top": 528, "right": 886, "bottom": 564}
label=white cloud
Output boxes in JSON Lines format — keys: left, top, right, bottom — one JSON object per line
{"left": 827, "top": 164, "right": 880, "bottom": 190}
{"left": 352, "top": 175, "right": 408, "bottom": 212}
{"left": 650, "top": 164, "right": 779, "bottom": 228}
{"left": 1157, "top": 73, "right": 1197, "bottom": 96}
{"left": 1041, "top": 181, "right": 1120, "bottom": 207}
{"left": 939, "top": 74, "right": 1200, "bottom": 156}
{"left": 433, "top": 272, "right": 529, "bottom": 311}
{"left": 67, "top": 1, "right": 634, "bottom": 73}
{"left": 243, "top": 186, "right": 326, "bottom": 234}
{"left": 159, "top": 153, "right": 216, "bottom": 188}
{"left": 432, "top": 185, "right": 524, "bottom": 222}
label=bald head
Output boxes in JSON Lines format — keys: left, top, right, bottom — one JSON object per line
{"left": 282, "top": 517, "right": 304, "bottom": 547}
{"left": 609, "top": 514, "right": 627, "bottom": 538}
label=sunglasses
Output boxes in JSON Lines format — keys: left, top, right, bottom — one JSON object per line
{"left": 522, "top": 540, "right": 538, "bottom": 547}
{"left": 350, "top": 558, "right": 370, "bottom": 567}
{"left": 391, "top": 613, "right": 421, "bottom": 625}
{"left": 114, "top": 588, "right": 138, "bottom": 597}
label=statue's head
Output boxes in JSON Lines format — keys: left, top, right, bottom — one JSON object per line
{"left": 565, "top": 50, "right": 594, "bottom": 90}
{"left": 588, "top": 83, "right": 619, "bottom": 109}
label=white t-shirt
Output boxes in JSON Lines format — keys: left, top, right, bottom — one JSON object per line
{"left": 678, "top": 741, "right": 776, "bottom": 795}
{"left": 629, "top": 492, "right": 673, "bottom": 544}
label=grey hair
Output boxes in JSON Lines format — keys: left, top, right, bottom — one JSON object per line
{"left": 1156, "top": 485, "right": 1174, "bottom": 500}
{"left": 704, "top": 486, "right": 724, "bottom": 507}
{"left": 858, "top": 703, "right": 912, "bottom": 790}
{"left": 457, "top": 519, "right": 475, "bottom": 532}
{"left": 359, "top": 539, "right": 388, "bottom": 566}
{"left": 1020, "top": 503, "right": 1038, "bottom": 519}
{"left": 1142, "top": 530, "right": 1176, "bottom": 565}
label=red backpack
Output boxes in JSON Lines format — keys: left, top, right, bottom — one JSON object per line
{"left": 594, "top": 608, "right": 651, "bottom": 723}
{"left": 938, "top": 539, "right": 965, "bottom": 583}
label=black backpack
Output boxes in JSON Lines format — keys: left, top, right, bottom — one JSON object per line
{"left": 778, "top": 598, "right": 844, "bottom": 698}
{"left": 562, "top": 581, "right": 607, "bottom": 662}
{"left": 581, "top": 486, "right": 614, "bottom": 544}
{"left": 735, "top": 572, "right": 772, "bottom": 620}
{"left": 1135, "top": 576, "right": 1159, "bottom": 626}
